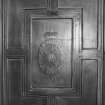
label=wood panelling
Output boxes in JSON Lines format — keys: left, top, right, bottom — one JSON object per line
{"left": 103, "top": 1, "right": 105, "bottom": 105}
{"left": 56, "top": 97, "right": 80, "bottom": 105}
{"left": 104, "top": 1, "right": 105, "bottom": 52}
{"left": 1, "top": 0, "right": 103, "bottom": 105}
{"left": 31, "top": 18, "right": 72, "bottom": 88}
{"left": 81, "top": 59, "right": 98, "bottom": 105}
{"left": 59, "top": 0, "right": 98, "bottom": 49}
{"left": 103, "top": 54, "right": 105, "bottom": 105}
{"left": 47, "top": 0, "right": 58, "bottom": 9}
{"left": 47, "top": 96, "right": 56, "bottom": 105}
{"left": 0, "top": 0, "right": 2, "bottom": 105}
{"left": 5, "top": 58, "right": 24, "bottom": 105}
{"left": 17, "top": 0, "right": 47, "bottom": 8}
{"left": 24, "top": 9, "right": 81, "bottom": 97}
{"left": 20, "top": 96, "right": 47, "bottom": 105}
{"left": 6, "top": 0, "right": 23, "bottom": 48}
{"left": 5, "top": 0, "right": 47, "bottom": 49}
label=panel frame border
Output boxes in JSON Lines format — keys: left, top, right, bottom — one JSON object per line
{"left": 23, "top": 8, "right": 82, "bottom": 97}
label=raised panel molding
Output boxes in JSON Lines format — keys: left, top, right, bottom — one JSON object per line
{"left": 1, "top": 0, "right": 103, "bottom": 105}
{"left": 5, "top": 58, "right": 25, "bottom": 105}
{"left": 47, "top": 0, "right": 58, "bottom": 9}
{"left": 23, "top": 9, "right": 82, "bottom": 97}
{"left": 55, "top": 96, "right": 80, "bottom": 105}
{"left": 47, "top": 96, "right": 56, "bottom": 105}
{"left": 58, "top": 0, "right": 102, "bottom": 49}
{"left": 20, "top": 96, "right": 47, "bottom": 105}
{"left": 81, "top": 59, "right": 98, "bottom": 105}
{"left": 31, "top": 18, "right": 73, "bottom": 88}
{"left": 5, "top": 0, "right": 48, "bottom": 49}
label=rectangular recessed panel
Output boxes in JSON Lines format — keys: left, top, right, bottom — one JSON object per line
{"left": 18, "top": 0, "right": 47, "bottom": 8}
{"left": 56, "top": 97, "right": 80, "bottom": 105}
{"left": 30, "top": 18, "right": 73, "bottom": 88}
{"left": 7, "top": 58, "right": 24, "bottom": 105}
{"left": 59, "top": 0, "right": 98, "bottom": 49}
{"left": 6, "top": 0, "right": 23, "bottom": 48}
{"left": 7, "top": 0, "right": 47, "bottom": 49}
{"left": 20, "top": 96, "right": 47, "bottom": 105}
{"left": 82, "top": 59, "right": 98, "bottom": 105}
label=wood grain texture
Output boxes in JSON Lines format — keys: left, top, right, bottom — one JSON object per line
{"left": 1, "top": 0, "right": 103, "bottom": 105}
{"left": 0, "top": 0, "right": 2, "bottom": 105}
{"left": 6, "top": 58, "right": 24, "bottom": 105}
{"left": 56, "top": 96, "right": 80, "bottom": 105}
{"left": 81, "top": 59, "right": 98, "bottom": 105}
{"left": 6, "top": 0, "right": 47, "bottom": 49}
{"left": 59, "top": 0, "right": 98, "bottom": 49}
{"left": 47, "top": 0, "right": 58, "bottom": 9}
{"left": 20, "top": 96, "right": 47, "bottom": 105}
{"left": 24, "top": 9, "right": 81, "bottom": 98}
{"left": 31, "top": 18, "right": 72, "bottom": 88}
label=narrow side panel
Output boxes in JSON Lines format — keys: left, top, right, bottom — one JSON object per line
{"left": 6, "top": 58, "right": 24, "bottom": 105}
{"left": 82, "top": 59, "right": 98, "bottom": 105}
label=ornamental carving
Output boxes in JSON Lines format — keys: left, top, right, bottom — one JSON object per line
{"left": 38, "top": 32, "right": 65, "bottom": 79}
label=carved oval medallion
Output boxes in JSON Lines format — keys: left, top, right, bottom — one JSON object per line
{"left": 38, "top": 39, "right": 63, "bottom": 76}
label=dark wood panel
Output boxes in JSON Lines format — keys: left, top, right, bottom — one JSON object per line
{"left": 30, "top": 18, "right": 72, "bottom": 88}
{"left": 5, "top": 49, "right": 27, "bottom": 57}
{"left": 1, "top": 0, "right": 103, "bottom": 105}
{"left": 5, "top": 0, "right": 47, "bottom": 49}
{"left": 27, "top": 88, "right": 78, "bottom": 96}
{"left": 59, "top": 0, "right": 98, "bottom": 49}
{"left": 104, "top": 1, "right": 105, "bottom": 51}
{"left": 21, "top": 9, "right": 82, "bottom": 100}
{"left": 23, "top": 9, "right": 81, "bottom": 93}
{"left": 5, "top": 58, "right": 24, "bottom": 105}
{"left": 0, "top": 0, "right": 2, "bottom": 105}
{"left": 20, "top": 96, "right": 47, "bottom": 105}
{"left": 16, "top": 0, "right": 47, "bottom": 8}
{"left": 80, "top": 50, "right": 101, "bottom": 59}
{"left": 81, "top": 59, "right": 98, "bottom": 105}
{"left": 5, "top": 0, "right": 23, "bottom": 48}
{"left": 47, "top": 96, "right": 56, "bottom": 105}
{"left": 103, "top": 54, "right": 105, "bottom": 105}
{"left": 47, "top": 0, "right": 58, "bottom": 9}
{"left": 56, "top": 96, "right": 80, "bottom": 105}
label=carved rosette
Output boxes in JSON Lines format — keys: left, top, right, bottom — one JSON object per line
{"left": 38, "top": 33, "right": 65, "bottom": 79}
